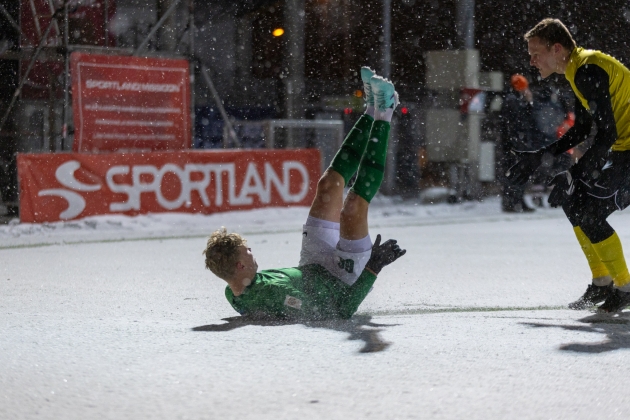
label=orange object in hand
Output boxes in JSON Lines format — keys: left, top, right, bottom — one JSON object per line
{"left": 510, "top": 74, "right": 529, "bottom": 92}
{"left": 557, "top": 112, "right": 576, "bottom": 138}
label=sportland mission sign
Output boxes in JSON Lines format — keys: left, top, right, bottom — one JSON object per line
{"left": 71, "top": 53, "right": 191, "bottom": 152}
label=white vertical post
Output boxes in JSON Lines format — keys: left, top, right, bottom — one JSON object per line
{"left": 284, "top": 0, "right": 305, "bottom": 148}
{"left": 284, "top": 0, "right": 305, "bottom": 119}
{"left": 382, "top": 0, "right": 391, "bottom": 79}
{"left": 62, "top": 1, "right": 69, "bottom": 151}
{"left": 456, "top": 0, "right": 475, "bottom": 50}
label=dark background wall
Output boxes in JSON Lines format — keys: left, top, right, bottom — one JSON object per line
{"left": 476, "top": 0, "right": 630, "bottom": 90}
{"left": 5, "top": 0, "right": 630, "bottom": 113}
{"left": 218, "top": 0, "right": 630, "bottom": 104}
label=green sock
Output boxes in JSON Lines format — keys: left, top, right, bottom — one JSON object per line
{"left": 330, "top": 114, "right": 374, "bottom": 186}
{"left": 350, "top": 120, "right": 390, "bottom": 203}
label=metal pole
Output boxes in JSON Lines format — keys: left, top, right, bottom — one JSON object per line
{"left": 0, "top": 13, "right": 59, "bottom": 136}
{"left": 456, "top": 0, "right": 475, "bottom": 50}
{"left": 455, "top": 0, "right": 477, "bottom": 199}
{"left": 199, "top": 64, "right": 240, "bottom": 148}
{"left": 134, "top": 0, "right": 182, "bottom": 54}
{"left": 284, "top": 0, "right": 305, "bottom": 120}
{"left": 382, "top": 0, "right": 391, "bottom": 79}
{"left": 62, "top": 1, "right": 70, "bottom": 150}
{"left": 188, "top": 0, "right": 195, "bottom": 147}
{"left": 104, "top": 0, "right": 109, "bottom": 47}
{"left": 0, "top": 3, "right": 21, "bottom": 34}
{"left": 284, "top": 0, "right": 305, "bottom": 148}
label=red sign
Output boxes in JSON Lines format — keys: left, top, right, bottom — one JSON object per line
{"left": 17, "top": 149, "right": 320, "bottom": 223}
{"left": 71, "top": 53, "right": 191, "bottom": 152}
{"left": 20, "top": 1, "right": 116, "bottom": 100}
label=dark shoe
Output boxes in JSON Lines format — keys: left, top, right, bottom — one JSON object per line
{"left": 502, "top": 202, "right": 520, "bottom": 213}
{"left": 521, "top": 201, "right": 536, "bottom": 213}
{"left": 568, "top": 283, "right": 614, "bottom": 310}
{"left": 532, "top": 195, "right": 544, "bottom": 207}
{"left": 598, "top": 288, "right": 630, "bottom": 313}
{"left": 502, "top": 200, "right": 536, "bottom": 213}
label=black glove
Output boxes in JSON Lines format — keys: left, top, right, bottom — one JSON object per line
{"left": 505, "top": 149, "right": 546, "bottom": 185}
{"left": 547, "top": 146, "right": 609, "bottom": 207}
{"left": 365, "top": 234, "right": 406, "bottom": 275}
{"left": 570, "top": 145, "right": 609, "bottom": 183}
{"left": 547, "top": 171, "right": 575, "bottom": 208}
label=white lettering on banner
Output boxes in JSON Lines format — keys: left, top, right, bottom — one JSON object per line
{"left": 134, "top": 165, "right": 184, "bottom": 210}
{"left": 95, "top": 119, "right": 174, "bottom": 127}
{"left": 106, "top": 166, "right": 132, "bottom": 210}
{"left": 259, "top": 162, "right": 309, "bottom": 204}
{"left": 185, "top": 164, "right": 223, "bottom": 207}
{"left": 231, "top": 163, "right": 264, "bottom": 205}
{"left": 107, "top": 164, "right": 227, "bottom": 211}
{"left": 85, "top": 80, "right": 181, "bottom": 93}
{"left": 94, "top": 133, "right": 176, "bottom": 141}
{"left": 281, "top": 161, "right": 309, "bottom": 203}
{"left": 106, "top": 161, "right": 309, "bottom": 211}
{"left": 84, "top": 104, "right": 180, "bottom": 114}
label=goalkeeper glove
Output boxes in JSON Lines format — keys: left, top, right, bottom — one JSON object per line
{"left": 505, "top": 149, "right": 548, "bottom": 185}
{"left": 570, "top": 145, "right": 609, "bottom": 184}
{"left": 547, "top": 171, "right": 575, "bottom": 208}
{"left": 365, "top": 234, "right": 406, "bottom": 275}
{"left": 547, "top": 146, "right": 609, "bottom": 207}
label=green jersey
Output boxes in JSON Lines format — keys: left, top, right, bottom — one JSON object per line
{"left": 225, "top": 264, "right": 377, "bottom": 320}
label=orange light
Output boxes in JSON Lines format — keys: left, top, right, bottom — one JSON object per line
{"left": 354, "top": 90, "right": 363, "bottom": 98}
{"left": 272, "top": 28, "right": 284, "bottom": 37}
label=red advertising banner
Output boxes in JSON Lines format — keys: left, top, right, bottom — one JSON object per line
{"left": 71, "top": 53, "right": 191, "bottom": 152}
{"left": 20, "top": 1, "right": 116, "bottom": 100}
{"left": 17, "top": 149, "right": 320, "bottom": 223}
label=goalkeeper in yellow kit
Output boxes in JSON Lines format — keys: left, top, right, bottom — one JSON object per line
{"left": 203, "top": 68, "right": 405, "bottom": 320}
{"left": 508, "top": 18, "right": 630, "bottom": 312}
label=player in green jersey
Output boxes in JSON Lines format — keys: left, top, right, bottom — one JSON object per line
{"left": 203, "top": 68, "right": 406, "bottom": 320}
{"left": 507, "top": 18, "right": 630, "bottom": 312}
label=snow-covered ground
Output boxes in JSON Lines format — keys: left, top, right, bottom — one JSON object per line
{"left": 2, "top": 196, "right": 630, "bottom": 419}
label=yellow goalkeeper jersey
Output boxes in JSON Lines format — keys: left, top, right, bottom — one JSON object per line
{"left": 565, "top": 47, "right": 630, "bottom": 151}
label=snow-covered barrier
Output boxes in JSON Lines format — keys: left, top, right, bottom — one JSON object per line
{"left": 17, "top": 149, "right": 320, "bottom": 223}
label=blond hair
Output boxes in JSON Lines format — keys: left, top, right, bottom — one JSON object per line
{"left": 524, "top": 18, "right": 576, "bottom": 51}
{"left": 203, "top": 227, "right": 247, "bottom": 280}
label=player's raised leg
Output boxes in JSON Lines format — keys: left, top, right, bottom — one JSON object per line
{"left": 340, "top": 75, "right": 399, "bottom": 240}
{"left": 322, "top": 75, "right": 399, "bottom": 285}
{"left": 308, "top": 67, "right": 377, "bottom": 223}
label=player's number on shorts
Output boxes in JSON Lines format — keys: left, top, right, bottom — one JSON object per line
{"left": 338, "top": 257, "right": 355, "bottom": 274}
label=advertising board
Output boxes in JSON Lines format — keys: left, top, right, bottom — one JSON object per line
{"left": 71, "top": 53, "right": 191, "bottom": 152}
{"left": 17, "top": 149, "right": 320, "bottom": 223}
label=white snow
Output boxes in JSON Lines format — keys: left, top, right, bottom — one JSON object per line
{"left": 2, "top": 195, "right": 630, "bottom": 419}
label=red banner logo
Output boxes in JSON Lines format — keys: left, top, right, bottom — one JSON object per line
{"left": 18, "top": 149, "right": 320, "bottom": 223}
{"left": 71, "top": 53, "right": 191, "bottom": 152}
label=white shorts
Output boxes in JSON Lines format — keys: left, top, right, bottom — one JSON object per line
{"left": 299, "top": 224, "right": 372, "bottom": 286}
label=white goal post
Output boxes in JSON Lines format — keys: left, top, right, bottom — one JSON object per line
{"left": 224, "top": 119, "right": 345, "bottom": 170}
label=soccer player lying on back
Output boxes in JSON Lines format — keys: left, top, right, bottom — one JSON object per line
{"left": 203, "top": 68, "right": 406, "bottom": 320}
